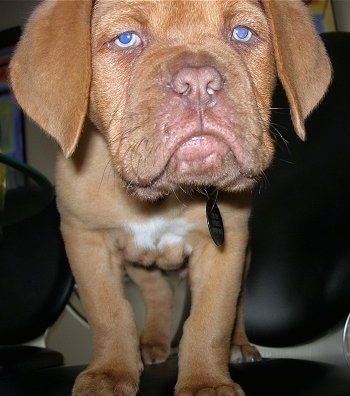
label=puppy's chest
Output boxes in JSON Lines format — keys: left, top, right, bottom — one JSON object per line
{"left": 119, "top": 216, "right": 194, "bottom": 269}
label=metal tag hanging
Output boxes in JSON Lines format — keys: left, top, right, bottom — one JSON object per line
{"left": 205, "top": 187, "right": 224, "bottom": 246}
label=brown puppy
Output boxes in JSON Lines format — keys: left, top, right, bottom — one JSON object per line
{"left": 10, "top": 1, "right": 331, "bottom": 395}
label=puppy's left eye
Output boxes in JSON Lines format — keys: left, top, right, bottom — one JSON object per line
{"left": 231, "top": 26, "right": 253, "bottom": 43}
{"left": 114, "top": 32, "right": 141, "bottom": 48}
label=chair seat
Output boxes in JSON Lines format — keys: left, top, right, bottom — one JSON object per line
{"left": 0, "top": 356, "right": 350, "bottom": 395}
{"left": 0, "top": 345, "right": 64, "bottom": 375}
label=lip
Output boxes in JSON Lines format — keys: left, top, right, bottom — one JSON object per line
{"left": 170, "top": 134, "right": 230, "bottom": 175}
{"left": 174, "top": 134, "right": 229, "bottom": 161}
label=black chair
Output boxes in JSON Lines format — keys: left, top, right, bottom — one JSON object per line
{"left": 0, "top": 153, "right": 74, "bottom": 375}
{"left": 246, "top": 31, "right": 350, "bottom": 352}
{"left": 0, "top": 32, "right": 350, "bottom": 395}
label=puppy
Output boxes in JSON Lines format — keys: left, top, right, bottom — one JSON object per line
{"left": 10, "top": 0, "right": 331, "bottom": 395}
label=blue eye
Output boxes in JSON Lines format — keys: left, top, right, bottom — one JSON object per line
{"left": 231, "top": 26, "right": 253, "bottom": 43}
{"left": 114, "top": 32, "right": 141, "bottom": 48}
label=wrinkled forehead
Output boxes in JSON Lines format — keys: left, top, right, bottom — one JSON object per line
{"left": 92, "top": 0, "right": 266, "bottom": 35}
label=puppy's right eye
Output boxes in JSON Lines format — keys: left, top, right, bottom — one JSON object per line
{"left": 114, "top": 32, "right": 141, "bottom": 48}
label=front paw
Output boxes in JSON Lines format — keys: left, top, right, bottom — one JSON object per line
{"left": 141, "top": 340, "right": 170, "bottom": 365}
{"left": 175, "top": 383, "right": 244, "bottom": 396}
{"left": 230, "top": 344, "right": 261, "bottom": 364}
{"left": 72, "top": 369, "right": 139, "bottom": 396}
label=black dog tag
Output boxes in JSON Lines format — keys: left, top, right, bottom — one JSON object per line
{"left": 205, "top": 187, "right": 224, "bottom": 246}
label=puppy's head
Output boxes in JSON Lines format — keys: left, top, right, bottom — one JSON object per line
{"left": 10, "top": 0, "right": 331, "bottom": 200}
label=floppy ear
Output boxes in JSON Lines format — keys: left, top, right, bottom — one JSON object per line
{"left": 261, "top": 0, "right": 332, "bottom": 139}
{"left": 9, "top": 0, "right": 93, "bottom": 157}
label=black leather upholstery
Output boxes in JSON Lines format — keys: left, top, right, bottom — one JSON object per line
{"left": 246, "top": 32, "right": 350, "bottom": 347}
{"left": 0, "top": 357, "right": 350, "bottom": 396}
{"left": 0, "top": 197, "right": 73, "bottom": 344}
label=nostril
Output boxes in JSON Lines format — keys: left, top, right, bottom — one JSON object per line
{"left": 206, "top": 79, "right": 223, "bottom": 95}
{"left": 170, "top": 70, "right": 195, "bottom": 96}
{"left": 172, "top": 80, "right": 192, "bottom": 96}
{"left": 207, "top": 73, "right": 224, "bottom": 93}
{"left": 207, "top": 86, "right": 216, "bottom": 95}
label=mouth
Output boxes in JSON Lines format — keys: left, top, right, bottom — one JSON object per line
{"left": 170, "top": 134, "right": 231, "bottom": 176}
{"left": 121, "top": 133, "right": 259, "bottom": 201}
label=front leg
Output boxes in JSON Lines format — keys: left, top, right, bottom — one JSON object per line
{"left": 230, "top": 251, "right": 261, "bottom": 364}
{"left": 230, "top": 285, "right": 261, "bottom": 364}
{"left": 61, "top": 224, "right": 141, "bottom": 396}
{"left": 175, "top": 230, "right": 248, "bottom": 396}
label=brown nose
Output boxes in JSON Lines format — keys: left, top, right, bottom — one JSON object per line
{"left": 170, "top": 66, "right": 224, "bottom": 107}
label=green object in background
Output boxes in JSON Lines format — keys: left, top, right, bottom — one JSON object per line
{"left": 0, "top": 152, "right": 53, "bottom": 197}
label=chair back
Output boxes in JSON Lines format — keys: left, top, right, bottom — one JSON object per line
{"left": 246, "top": 32, "right": 350, "bottom": 348}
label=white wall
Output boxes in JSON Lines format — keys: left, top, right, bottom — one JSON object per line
{"left": 334, "top": 0, "right": 350, "bottom": 31}
{"left": 0, "top": 0, "right": 39, "bottom": 30}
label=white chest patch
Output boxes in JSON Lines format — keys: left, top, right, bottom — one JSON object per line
{"left": 123, "top": 216, "right": 193, "bottom": 255}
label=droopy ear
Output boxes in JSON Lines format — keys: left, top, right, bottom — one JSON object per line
{"left": 9, "top": 0, "right": 93, "bottom": 157}
{"left": 261, "top": 0, "right": 332, "bottom": 139}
